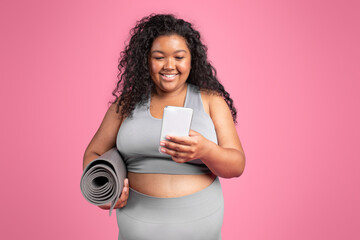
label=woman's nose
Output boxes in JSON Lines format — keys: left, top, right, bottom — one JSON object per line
{"left": 163, "top": 58, "right": 175, "bottom": 70}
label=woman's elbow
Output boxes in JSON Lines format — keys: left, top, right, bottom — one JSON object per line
{"left": 233, "top": 153, "right": 246, "bottom": 178}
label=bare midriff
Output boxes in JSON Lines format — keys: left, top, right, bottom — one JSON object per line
{"left": 127, "top": 172, "right": 217, "bottom": 198}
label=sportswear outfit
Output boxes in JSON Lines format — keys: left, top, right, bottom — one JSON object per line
{"left": 116, "top": 84, "right": 224, "bottom": 240}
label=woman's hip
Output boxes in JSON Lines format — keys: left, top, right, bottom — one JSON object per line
{"left": 116, "top": 177, "right": 224, "bottom": 240}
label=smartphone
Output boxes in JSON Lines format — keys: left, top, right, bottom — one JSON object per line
{"left": 159, "top": 106, "right": 193, "bottom": 153}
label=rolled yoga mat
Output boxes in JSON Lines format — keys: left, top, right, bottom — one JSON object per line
{"left": 80, "top": 148, "right": 127, "bottom": 216}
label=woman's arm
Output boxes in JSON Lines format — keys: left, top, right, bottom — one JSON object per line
{"left": 83, "top": 100, "right": 130, "bottom": 208}
{"left": 160, "top": 94, "right": 246, "bottom": 178}
{"left": 200, "top": 93, "right": 245, "bottom": 178}
{"left": 83, "top": 101, "right": 122, "bottom": 170}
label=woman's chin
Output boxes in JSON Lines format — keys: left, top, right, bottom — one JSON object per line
{"left": 155, "top": 80, "right": 187, "bottom": 93}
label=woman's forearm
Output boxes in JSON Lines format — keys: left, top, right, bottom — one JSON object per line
{"left": 201, "top": 141, "right": 246, "bottom": 178}
{"left": 82, "top": 151, "right": 101, "bottom": 170}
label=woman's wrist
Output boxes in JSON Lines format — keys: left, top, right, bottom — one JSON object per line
{"left": 199, "top": 139, "right": 218, "bottom": 164}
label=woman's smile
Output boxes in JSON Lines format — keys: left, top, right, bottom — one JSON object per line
{"left": 160, "top": 73, "right": 179, "bottom": 81}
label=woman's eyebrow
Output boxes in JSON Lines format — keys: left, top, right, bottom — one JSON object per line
{"left": 151, "top": 50, "right": 187, "bottom": 54}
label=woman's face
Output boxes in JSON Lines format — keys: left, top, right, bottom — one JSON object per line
{"left": 148, "top": 34, "right": 191, "bottom": 93}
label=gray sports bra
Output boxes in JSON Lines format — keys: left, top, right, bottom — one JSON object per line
{"left": 116, "top": 83, "right": 218, "bottom": 175}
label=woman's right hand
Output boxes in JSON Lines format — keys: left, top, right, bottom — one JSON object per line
{"left": 98, "top": 178, "right": 129, "bottom": 210}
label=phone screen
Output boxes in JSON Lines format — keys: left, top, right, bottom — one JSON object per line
{"left": 159, "top": 106, "right": 193, "bottom": 153}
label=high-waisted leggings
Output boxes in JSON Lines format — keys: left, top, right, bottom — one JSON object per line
{"left": 116, "top": 177, "right": 224, "bottom": 240}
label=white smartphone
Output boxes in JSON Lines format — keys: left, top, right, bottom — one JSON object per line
{"left": 159, "top": 106, "right": 193, "bottom": 153}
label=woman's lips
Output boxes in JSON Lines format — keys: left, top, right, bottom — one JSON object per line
{"left": 160, "top": 73, "right": 178, "bottom": 81}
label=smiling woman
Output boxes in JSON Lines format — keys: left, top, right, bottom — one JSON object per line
{"left": 82, "top": 13, "right": 245, "bottom": 240}
{"left": 148, "top": 35, "right": 191, "bottom": 93}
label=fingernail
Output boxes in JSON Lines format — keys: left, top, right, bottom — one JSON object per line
{"left": 160, "top": 141, "right": 165, "bottom": 146}
{"left": 161, "top": 148, "right": 166, "bottom": 153}
{"left": 166, "top": 135, "right": 171, "bottom": 140}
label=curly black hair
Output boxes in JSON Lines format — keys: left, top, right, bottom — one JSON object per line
{"left": 110, "top": 13, "right": 237, "bottom": 123}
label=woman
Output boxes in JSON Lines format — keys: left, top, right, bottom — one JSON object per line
{"left": 83, "top": 14, "right": 246, "bottom": 240}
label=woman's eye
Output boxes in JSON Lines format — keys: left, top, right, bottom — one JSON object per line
{"left": 175, "top": 57, "right": 184, "bottom": 60}
{"left": 154, "top": 57, "right": 164, "bottom": 60}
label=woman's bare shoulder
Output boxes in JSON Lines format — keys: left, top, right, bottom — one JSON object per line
{"left": 108, "top": 97, "right": 124, "bottom": 122}
{"left": 84, "top": 98, "right": 124, "bottom": 157}
{"left": 202, "top": 91, "right": 242, "bottom": 149}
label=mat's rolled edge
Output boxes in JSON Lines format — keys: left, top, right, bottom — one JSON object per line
{"left": 81, "top": 147, "right": 127, "bottom": 216}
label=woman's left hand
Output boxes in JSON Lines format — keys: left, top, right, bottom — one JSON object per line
{"left": 159, "top": 130, "right": 212, "bottom": 163}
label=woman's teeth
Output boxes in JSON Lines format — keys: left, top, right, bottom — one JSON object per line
{"left": 161, "top": 74, "right": 178, "bottom": 80}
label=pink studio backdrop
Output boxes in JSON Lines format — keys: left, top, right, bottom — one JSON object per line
{"left": 1, "top": 0, "right": 359, "bottom": 239}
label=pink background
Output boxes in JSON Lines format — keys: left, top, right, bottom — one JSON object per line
{"left": 1, "top": 0, "right": 359, "bottom": 239}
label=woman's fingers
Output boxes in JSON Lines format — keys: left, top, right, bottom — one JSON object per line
{"left": 159, "top": 135, "right": 197, "bottom": 162}
{"left": 160, "top": 140, "right": 193, "bottom": 153}
{"left": 165, "top": 130, "right": 201, "bottom": 146}
{"left": 98, "top": 203, "right": 111, "bottom": 210}
{"left": 160, "top": 130, "right": 209, "bottom": 162}
{"left": 165, "top": 135, "right": 194, "bottom": 145}
{"left": 115, "top": 178, "right": 129, "bottom": 208}
{"left": 160, "top": 134, "right": 200, "bottom": 160}
{"left": 99, "top": 178, "right": 129, "bottom": 210}
{"left": 160, "top": 145, "right": 193, "bottom": 163}
{"left": 160, "top": 141, "right": 195, "bottom": 162}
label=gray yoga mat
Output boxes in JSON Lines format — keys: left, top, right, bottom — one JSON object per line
{"left": 80, "top": 148, "right": 127, "bottom": 216}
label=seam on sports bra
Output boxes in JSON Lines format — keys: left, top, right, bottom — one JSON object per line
{"left": 183, "top": 83, "right": 191, "bottom": 108}
{"left": 192, "top": 85, "right": 214, "bottom": 121}
{"left": 198, "top": 91, "right": 212, "bottom": 117}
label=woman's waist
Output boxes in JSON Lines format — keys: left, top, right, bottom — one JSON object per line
{"left": 127, "top": 171, "right": 217, "bottom": 198}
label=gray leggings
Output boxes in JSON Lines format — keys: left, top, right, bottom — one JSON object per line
{"left": 116, "top": 177, "right": 224, "bottom": 240}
